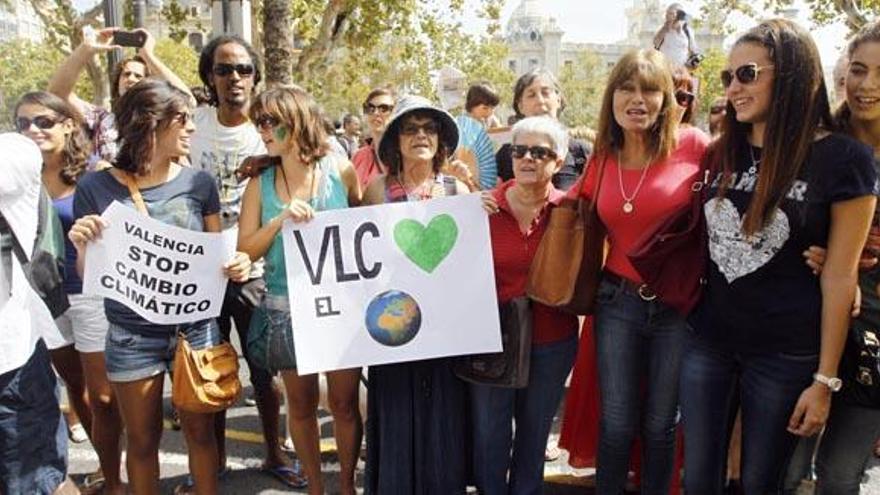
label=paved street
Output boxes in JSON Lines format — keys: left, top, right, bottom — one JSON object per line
{"left": 65, "top": 339, "right": 880, "bottom": 494}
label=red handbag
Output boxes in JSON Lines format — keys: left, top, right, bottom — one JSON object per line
{"left": 626, "top": 161, "right": 711, "bottom": 316}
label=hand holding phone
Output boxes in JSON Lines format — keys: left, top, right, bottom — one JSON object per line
{"left": 113, "top": 30, "right": 147, "bottom": 48}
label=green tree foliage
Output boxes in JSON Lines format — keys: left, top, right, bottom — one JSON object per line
{"left": 558, "top": 49, "right": 608, "bottom": 129}
{"left": 282, "top": 0, "right": 513, "bottom": 121}
{"left": 152, "top": 38, "right": 201, "bottom": 88}
{"left": 160, "top": 0, "right": 192, "bottom": 43}
{"left": 697, "top": 0, "right": 880, "bottom": 32}
{"left": 0, "top": 39, "right": 93, "bottom": 131}
{"left": 691, "top": 47, "right": 726, "bottom": 127}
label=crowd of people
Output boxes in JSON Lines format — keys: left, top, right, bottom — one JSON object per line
{"left": 2, "top": 4, "right": 880, "bottom": 495}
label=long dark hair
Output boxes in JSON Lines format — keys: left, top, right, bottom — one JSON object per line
{"left": 834, "top": 20, "right": 880, "bottom": 133}
{"left": 14, "top": 91, "right": 90, "bottom": 185}
{"left": 113, "top": 78, "right": 193, "bottom": 175}
{"left": 710, "top": 19, "right": 833, "bottom": 236}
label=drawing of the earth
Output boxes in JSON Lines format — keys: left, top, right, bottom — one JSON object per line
{"left": 364, "top": 290, "right": 422, "bottom": 347}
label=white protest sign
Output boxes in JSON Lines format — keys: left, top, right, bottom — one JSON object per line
{"left": 282, "top": 194, "right": 501, "bottom": 374}
{"left": 82, "top": 201, "right": 234, "bottom": 324}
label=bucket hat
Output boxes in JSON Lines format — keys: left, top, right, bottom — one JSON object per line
{"left": 377, "top": 95, "right": 459, "bottom": 169}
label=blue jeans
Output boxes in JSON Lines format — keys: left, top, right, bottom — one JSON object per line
{"left": 815, "top": 401, "right": 880, "bottom": 494}
{"left": 469, "top": 337, "right": 577, "bottom": 495}
{"left": 469, "top": 336, "right": 577, "bottom": 495}
{"left": 593, "top": 276, "right": 687, "bottom": 495}
{"left": 0, "top": 340, "right": 67, "bottom": 495}
{"left": 679, "top": 334, "right": 817, "bottom": 494}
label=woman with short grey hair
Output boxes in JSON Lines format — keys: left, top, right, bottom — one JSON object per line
{"left": 471, "top": 115, "right": 580, "bottom": 494}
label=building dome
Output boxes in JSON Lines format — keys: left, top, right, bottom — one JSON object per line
{"left": 505, "top": 0, "right": 551, "bottom": 43}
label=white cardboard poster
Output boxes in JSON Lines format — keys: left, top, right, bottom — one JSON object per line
{"left": 282, "top": 194, "right": 501, "bottom": 374}
{"left": 82, "top": 201, "right": 234, "bottom": 324}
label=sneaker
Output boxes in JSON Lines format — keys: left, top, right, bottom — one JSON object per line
{"left": 69, "top": 423, "right": 88, "bottom": 443}
{"left": 244, "top": 395, "right": 257, "bottom": 407}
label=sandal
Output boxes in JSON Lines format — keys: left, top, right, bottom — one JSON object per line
{"left": 261, "top": 461, "right": 308, "bottom": 489}
{"left": 79, "top": 469, "right": 105, "bottom": 495}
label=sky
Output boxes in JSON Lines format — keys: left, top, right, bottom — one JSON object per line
{"left": 468, "top": 0, "right": 851, "bottom": 69}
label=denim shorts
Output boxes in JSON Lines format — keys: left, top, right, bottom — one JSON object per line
{"left": 105, "top": 319, "right": 220, "bottom": 383}
{"left": 247, "top": 295, "right": 297, "bottom": 372}
{"left": 0, "top": 340, "right": 67, "bottom": 495}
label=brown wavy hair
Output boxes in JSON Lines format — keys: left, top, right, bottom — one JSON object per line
{"left": 113, "top": 78, "right": 193, "bottom": 175}
{"left": 709, "top": 19, "right": 833, "bottom": 236}
{"left": 248, "top": 85, "right": 329, "bottom": 165}
{"left": 14, "top": 91, "right": 90, "bottom": 185}
{"left": 110, "top": 56, "right": 150, "bottom": 106}
{"left": 672, "top": 66, "right": 698, "bottom": 124}
{"left": 834, "top": 20, "right": 880, "bottom": 133}
{"left": 593, "top": 49, "right": 678, "bottom": 162}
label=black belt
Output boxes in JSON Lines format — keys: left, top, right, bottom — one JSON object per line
{"left": 603, "top": 271, "right": 658, "bottom": 302}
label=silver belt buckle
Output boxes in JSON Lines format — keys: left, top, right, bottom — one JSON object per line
{"left": 637, "top": 284, "right": 657, "bottom": 301}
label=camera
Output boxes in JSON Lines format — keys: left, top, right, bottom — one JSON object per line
{"left": 686, "top": 52, "right": 705, "bottom": 69}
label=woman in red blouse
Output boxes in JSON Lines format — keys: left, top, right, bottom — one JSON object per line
{"left": 472, "top": 115, "right": 579, "bottom": 494}
{"left": 577, "top": 48, "right": 709, "bottom": 494}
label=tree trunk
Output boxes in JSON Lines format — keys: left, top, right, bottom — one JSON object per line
{"left": 293, "top": 0, "right": 352, "bottom": 81}
{"left": 833, "top": 0, "right": 868, "bottom": 30}
{"left": 262, "top": 0, "right": 292, "bottom": 86}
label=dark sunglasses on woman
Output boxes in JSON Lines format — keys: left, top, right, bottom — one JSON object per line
{"left": 254, "top": 115, "right": 281, "bottom": 131}
{"left": 363, "top": 103, "right": 394, "bottom": 115}
{"left": 675, "top": 90, "right": 695, "bottom": 107}
{"left": 212, "top": 63, "right": 255, "bottom": 77}
{"left": 15, "top": 116, "right": 59, "bottom": 132}
{"left": 720, "top": 63, "right": 774, "bottom": 88}
{"left": 510, "top": 145, "right": 557, "bottom": 161}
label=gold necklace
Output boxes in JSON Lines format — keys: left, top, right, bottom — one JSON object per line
{"left": 617, "top": 150, "right": 654, "bottom": 214}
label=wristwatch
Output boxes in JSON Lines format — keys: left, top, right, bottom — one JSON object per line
{"left": 813, "top": 373, "right": 843, "bottom": 392}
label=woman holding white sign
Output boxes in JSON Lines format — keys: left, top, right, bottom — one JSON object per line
{"left": 237, "top": 85, "right": 362, "bottom": 495}
{"left": 69, "top": 78, "right": 251, "bottom": 495}
{"left": 361, "top": 95, "right": 470, "bottom": 494}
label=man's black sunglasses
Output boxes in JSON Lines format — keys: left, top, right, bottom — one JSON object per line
{"left": 212, "top": 63, "right": 255, "bottom": 77}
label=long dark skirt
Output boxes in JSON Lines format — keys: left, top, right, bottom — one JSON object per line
{"left": 364, "top": 357, "right": 467, "bottom": 494}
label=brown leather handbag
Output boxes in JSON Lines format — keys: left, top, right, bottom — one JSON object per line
{"left": 172, "top": 334, "right": 242, "bottom": 413}
{"left": 526, "top": 158, "right": 607, "bottom": 315}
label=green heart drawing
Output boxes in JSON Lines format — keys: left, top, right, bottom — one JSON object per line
{"left": 393, "top": 214, "right": 459, "bottom": 274}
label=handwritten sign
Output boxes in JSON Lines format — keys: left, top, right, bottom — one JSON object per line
{"left": 82, "top": 201, "right": 234, "bottom": 324}
{"left": 282, "top": 194, "right": 501, "bottom": 374}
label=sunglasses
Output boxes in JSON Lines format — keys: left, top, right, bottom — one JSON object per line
{"left": 254, "top": 115, "right": 281, "bottom": 131}
{"left": 169, "top": 112, "right": 192, "bottom": 126}
{"left": 720, "top": 63, "right": 774, "bottom": 88}
{"left": 510, "top": 145, "right": 558, "bottom": 161}
{"left": 400, "top": 121, "right": 439, "bottom": 136}
{"left": 212, "top": 63, "right": 255, "bottom": 77}
{"left": 710, "top": 105, "right": 726, "bottom": 115}
{"left": 15, "top": 115, "right": 59, "bottom": 132}
{"left": 363, "top": 103, "right": 394, "bottom": 115}
{"left": 675, "top": 90, "right": 695, "bottom": 107}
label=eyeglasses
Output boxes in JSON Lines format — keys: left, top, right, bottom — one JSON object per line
{"left": 720, "top": 63, "right": 774, "bottom": 88}
{"left": 510, "top": 145, "right": 558, "bottom": 161}
{"left": 15, "top": 115, "right": 59, "bottom": 132}
{"left": 363, "top": 103, "right": 394, "bottom": 115}
{"left": 675, "top": 90, "right": 695, "bottom": 107}
{"left": 212, "top": 63, "right": 255, "bottom": 78}
{"left": 254, "top": 115, "right": 281, "bottom": 131}
{"left": 710, "top": 105, "right": 726, "bottom": 115}
{"left": 400, "top": 121, "right": 439, "bottom": 136}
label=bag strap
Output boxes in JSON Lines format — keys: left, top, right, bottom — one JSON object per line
{"left": 122, "top": 173, "right": 150, "bottom": 217}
